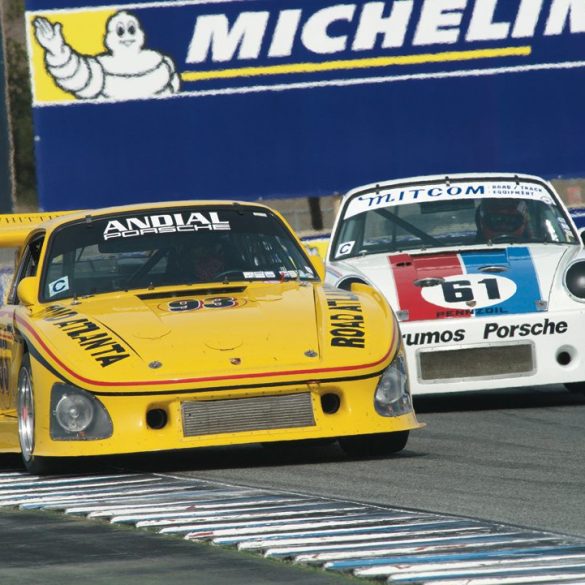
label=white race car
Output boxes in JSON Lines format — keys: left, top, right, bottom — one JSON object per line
{"left": 326, "top": 173, "right": 585, "bottom": 395}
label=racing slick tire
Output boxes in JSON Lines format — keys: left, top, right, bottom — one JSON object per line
{"left": 338, "top": 431, "right": 409, "bottom": 457}
{"left": 17, "top": 354, "right": 61, "bottom": 475}
{"left": 565, "top": 382, "right": 585, "bottom": 395}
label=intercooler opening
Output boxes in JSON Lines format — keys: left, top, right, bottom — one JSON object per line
{"left": 418, "top": 344, "right": 534, "bottom": 381}
{"left": 181, "top": 392, "right": 315, "bottom": 437}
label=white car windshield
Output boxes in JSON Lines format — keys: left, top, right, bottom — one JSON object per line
{"left": 332, "top": 180, "right": 577, "bottom": 260}
{"left": 40, "top": 205, "right": 316, "bottom": 301}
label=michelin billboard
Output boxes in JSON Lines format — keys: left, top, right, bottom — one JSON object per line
{"left": 25, "top": 0, "right": 585, "bottom": 210}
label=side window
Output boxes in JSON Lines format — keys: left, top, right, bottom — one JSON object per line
{"left": 7, "top": 236, "right": 45, "bottom": 306}
{"left": 0, "top": 248, "right": 19, "bottom": 306}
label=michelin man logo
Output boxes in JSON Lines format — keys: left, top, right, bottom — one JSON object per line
{"left": 33, "top": 11, "right": 180, "bottom": 101}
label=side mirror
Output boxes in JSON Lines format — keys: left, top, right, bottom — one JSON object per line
{"left": 579, "top": 227, "right": 585, "bottom": 246}
{"left": 309, "top": 253, "right": 326, "bottom": 281}
{"left": 17, "top": 277, "right": 38, "bottom": 307}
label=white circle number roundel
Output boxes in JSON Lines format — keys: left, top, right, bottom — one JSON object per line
{"left": 421, "top": 274, "right": 517, "bottom": 310}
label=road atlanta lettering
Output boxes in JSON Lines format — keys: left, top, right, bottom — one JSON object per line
{"left": 330, "top": 313, "right": 365, "bottom": 348}
{"left": 483, "top": 319, "right": 568, "bottom": 340}
{"left": 43, "top": 305, "right": 130, "bottom": 367}
{"left": 103, "top": 212, "right": 231, "bottom": 240}
{"left": 326, "top": 291, "right": 364, "bottom": 348}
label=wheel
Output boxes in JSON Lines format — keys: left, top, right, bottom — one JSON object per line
{"left": 339, "top": 431, "right": 409, "bottom": 457}
{"left": 17, "top": 354, "right": 60, "bottom": 475}
{"left": 565, "top": 382, "right": 585, "bottom": 395}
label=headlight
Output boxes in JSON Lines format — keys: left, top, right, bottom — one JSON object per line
{"left": 55, "top": 394, "right": 94, "bottom": 432}
{"left": 51, "top": 384, "right": 113, "bottom": 440}
{"left": 374, "top": 347, "right": 413, "bottom": 417}
{"left": 565, "top": 261, "right": 585, "bottom": 300}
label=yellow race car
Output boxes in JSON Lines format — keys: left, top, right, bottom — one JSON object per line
{"left": 0, "top": 201, "right": 422, "bottom": 473}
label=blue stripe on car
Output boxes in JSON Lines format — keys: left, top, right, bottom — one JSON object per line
{"left": 461, "top": 247, "right": 541, "bottom": 316}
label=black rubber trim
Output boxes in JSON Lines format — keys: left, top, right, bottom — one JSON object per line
{"left": 88, "top": 368, "right": 385, "bottom": 397}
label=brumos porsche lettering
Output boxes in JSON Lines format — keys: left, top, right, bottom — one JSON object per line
{"left": 43, "top": 306, "right": 130, "bottom": 367}
{"left": 483, "top": 318, "right": 568, "bottom": 340}
{"left": 187, "top": 1, "right": 585, "bottom": 64}
{"left": 326, "top": 290, "right": 365, "bottom": 348}
{"left": 103, "top": 212, "right": 230, "bottom": 240}
{"left": 404, "top": 328, "right": 465, "bottom": 347}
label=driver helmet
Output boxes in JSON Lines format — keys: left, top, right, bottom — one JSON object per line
{"left": 477, "top": 198, "right": 529, "bottom": 241}
{"left": 189, "top": 240, "right": 226, "bottom": 281}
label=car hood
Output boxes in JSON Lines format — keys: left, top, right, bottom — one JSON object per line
{"left": 26, "top": 281, "right": 396, "bottom": 390}
{"left": 338, "top": 245, "right": 574, "bottom": 322}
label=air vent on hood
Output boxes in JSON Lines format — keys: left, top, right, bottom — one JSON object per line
{"left": 478, "top": 265, "right": 508, "bottom": 273}
{"left": 137, "top": 286, "right": 246, "bottom": 301}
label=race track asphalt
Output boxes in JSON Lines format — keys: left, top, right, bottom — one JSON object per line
{"left": 0, "top": 508, "right": 360, "bottom": 585}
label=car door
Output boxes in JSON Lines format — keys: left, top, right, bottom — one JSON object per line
{"left": 0, "top": 233, "right": 45, "bottom": 412}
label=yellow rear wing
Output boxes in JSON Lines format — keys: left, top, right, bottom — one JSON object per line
{"left": 0, "top": 211, "right": 77, "bottom": 248}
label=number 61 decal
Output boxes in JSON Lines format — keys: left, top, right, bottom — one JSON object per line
{"left": 422, "top": 274, "right": 517, "bottom": 309}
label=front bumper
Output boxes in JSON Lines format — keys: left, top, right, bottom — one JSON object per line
{"left": 30, "top": 368, "right": 422, "bottom": 457}
{"left": 401, "top": 309, "right": 585, "bottom": 395}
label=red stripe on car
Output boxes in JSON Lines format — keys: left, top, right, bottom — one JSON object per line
{"left": 389, "top": 253, "right": 469, "bottom": 321}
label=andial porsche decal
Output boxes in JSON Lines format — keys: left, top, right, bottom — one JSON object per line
{"left": 103, "top": 211, "right": 231, "bottom": 240}
{"left": 390, "top": 247, "right": 541, "bottom": 321}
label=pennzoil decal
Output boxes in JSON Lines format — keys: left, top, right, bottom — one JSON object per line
{"left": 27, "top": 1, "right": 585, "bottom": 106}
{"left": 43, "top": 305, "right": 130, "bottom": 367}
{"left": 326, "top": 290, "right": 365, "bottom": 348}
